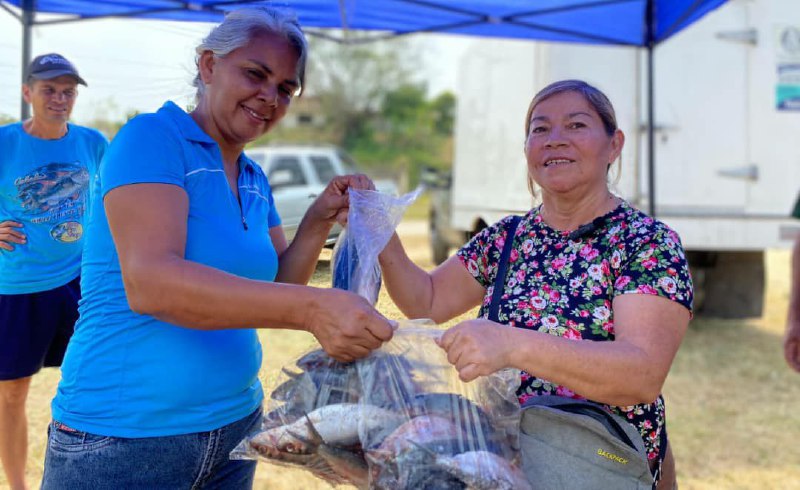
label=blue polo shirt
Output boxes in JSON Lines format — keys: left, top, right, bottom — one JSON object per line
{"left": 52, "top": 101, "right": 282, "bottom": 437}
{"left": 0, "top": 122, "right": 107, "bottom": 294}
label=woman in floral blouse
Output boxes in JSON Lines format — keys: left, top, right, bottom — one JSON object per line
{"left": 379, "top": 79, "right": 692, "bottom": 489}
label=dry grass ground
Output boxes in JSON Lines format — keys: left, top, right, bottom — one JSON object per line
{"left": 3, "top": 218, "right": 798, "bottom": 489}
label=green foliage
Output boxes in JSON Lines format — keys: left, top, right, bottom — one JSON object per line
{"left": 0, "top": 113, "right": 17, "bottom": 125}
{"left": 254, "top": 123, "right": 339, "bottom": 147}
{"left": 79, "top": 97, "right": 140, "bottom": 140}
{"left": 262, "top": 32, "right": 456, "bottom": 188}
{"left": 430, "top": 92, "right": 455, "bottom": 135}
{"left": 349, "top": 83, "right": 455, "bottom": 186}
{"left": 307, "top": 33, "right": 417, "bottom": 154}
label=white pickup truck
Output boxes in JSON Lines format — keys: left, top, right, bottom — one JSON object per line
{"left": 245, "top": 145, "right": 398, "bottom": 245}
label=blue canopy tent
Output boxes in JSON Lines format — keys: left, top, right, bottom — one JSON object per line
{"left": 1, "top": 0, "right": 730, "bottom": 216}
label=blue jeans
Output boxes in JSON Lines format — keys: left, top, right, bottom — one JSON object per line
{"left": 41, "top": 408, "right": 261, "bottom": 490}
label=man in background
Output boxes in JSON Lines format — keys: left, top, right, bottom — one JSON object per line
{"left": 0, "top": 53, "right": 107, "bottom": 489}
{"left": 786, "top": 194, "right": 800, "bottom": 373}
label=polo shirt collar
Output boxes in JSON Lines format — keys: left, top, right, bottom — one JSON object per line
{"left": 238, "top": 153, "right": 259, "bottom": 174}
{"left": 159, "top": 101, "right": 259, "bottom": 174}
{"left": 158, "top": 101, "right": 215, "bottom": 145}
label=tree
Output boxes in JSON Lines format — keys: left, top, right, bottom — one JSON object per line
{"left": 430, "top": 92, "right": 456, "bottom": 136}
{"left": 362, "top": 84, "right": 454, "bottom": 185}
{"left": 255, "top": 32, "right": 457, "bottom": 188}
{"left": 306, "top": 32, "right": 419, "bottom": 148}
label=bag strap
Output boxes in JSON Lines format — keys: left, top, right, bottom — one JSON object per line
{"left": 487, "top": 215, "right": 521, "bottom": 323}
{"left": 549, "top": 402, "right": 638, "bottom": 451}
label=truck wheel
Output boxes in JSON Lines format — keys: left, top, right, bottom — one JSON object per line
{"left": 430, "top": 212, "right": 450, "bottom": 265}
{"left": 688, "top": 251, "right": 764, "bottom": 319}
{"left": 431, "top": 239, "right": 449, "bottom": 265}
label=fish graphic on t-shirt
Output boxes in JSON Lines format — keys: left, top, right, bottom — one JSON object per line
{"left": 15, "top": 162, "right": 89, "bottom": 215}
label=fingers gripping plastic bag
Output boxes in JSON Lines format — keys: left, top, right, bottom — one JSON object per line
{"left": 358, "top": 321, "right": 529, "bottom": 490}
{"left": 332, "top": 188, "right": 422, "bottom": 304}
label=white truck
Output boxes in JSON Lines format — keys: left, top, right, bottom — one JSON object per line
{"left": 431, "top": 0, "right": 800, "bottom": 317}
{"left": 246, "top": 145, "right": 398, "bottom": 245}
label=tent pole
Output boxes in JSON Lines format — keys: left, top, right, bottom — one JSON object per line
{"left": 647, "top": 42, "right": 655, "bottom": 218}
{"left": 646, "top": 0, "right": 656, "bottom": 218}
{"left": 20, "top": 0, "right": 35, "bottom": 121}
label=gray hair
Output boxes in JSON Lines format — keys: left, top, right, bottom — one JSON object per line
{"left": 192, "top": 7, "right": 308, "bottom": 100}
{"left": 524, "top": 79, "right": 618, "bottom": 137}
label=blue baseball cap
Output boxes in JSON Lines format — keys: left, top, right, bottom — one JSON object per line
{"left": 26, "top": 53, "right": 87, "bottom": 86}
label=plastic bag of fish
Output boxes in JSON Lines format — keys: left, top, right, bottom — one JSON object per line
{"left": 231, "top": 321, "right": 531, "bottom": 490}
{"left": 230, "top": 345, "right": 413, "bottom": 486}
{"left": 331, "top": 187, "right": 422, "bottom": 306}
{"left": 357, "top": 323, "right": 529, "bottom": 490}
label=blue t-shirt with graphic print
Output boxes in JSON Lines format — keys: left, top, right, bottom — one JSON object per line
{"left": 52, "top": 101, "right": 282, "bottom": 437}
{"left": 0, "top": 122, "right": 107, "bottom": 294}
{"left": 457, "top": 200, "right": 693, "bottom": 465}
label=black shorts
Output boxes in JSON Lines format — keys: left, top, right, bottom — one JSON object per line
{"left": 0, "top": 276, "right": 81, "bottom": 380}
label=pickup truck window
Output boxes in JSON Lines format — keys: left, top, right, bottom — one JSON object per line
{"left": 337, "top": 150, "right": 359, "bottom": 174}
{"left": 310, "top": 156, "right": 338, "bottom": 183}
{"left": 268, "top": 157, "right": 307, "bottom": 188}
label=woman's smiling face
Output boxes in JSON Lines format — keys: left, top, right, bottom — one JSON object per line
{"left": 525, "top": 90, "right": 623, "bottom": 195}
{"left": 198, "top": 30, "right": 300, "bottom": 151}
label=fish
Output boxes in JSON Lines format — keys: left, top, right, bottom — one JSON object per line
{"left": 275, "top": 349, "right": 419, "bottom": 410}
{"left": 357, "top": 350, "right": 423, "bottom": 411}
{"left": 371, "top": 435, "right": 471, "bottom": 490}
{"left": 17, "top": 164, "right": 89, "bottom": 214}
{"left": 269, "top": 365, "right": 361, "bottom": 407}
{"left": 371, "top": 415, "right": 467, "bottom": 458}
{"left": 250, "top": 403, "right": 405, "bottom": 454}
{"left": 295, "top": 348, "right": 354, "bottom": 372}
{"left": 250, "top": 441, "right": 318, "bottom": 465}
{"left": 368, "top": 415, "right": 469, "bottom": 489}
{"left": 435, "top": 450, "right": 533, "bottom": 490}
{"left": 404, "top": 466, "right": 467, "bottom": 490}
{"left": 250, "top": 414, "right": 362, "bottom": 487}
{"left": 409, "top": 393, "right": 500, "bottom": 448}
{"left": 316, "top": 443, "right": 370, "bottom": 489}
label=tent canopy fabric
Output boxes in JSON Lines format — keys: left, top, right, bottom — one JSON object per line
{"left": 4, "top": 0, "right": 727, "bottom": 47}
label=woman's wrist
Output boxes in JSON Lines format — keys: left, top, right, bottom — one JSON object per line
{"left": 296, "top": 212, "right": 334, "bottom": 237}
{"left": 296, "top": 286, "right": 331, "bottom": 335}
{"left": 501, "top": 326, "right": 531, "bottom": 372}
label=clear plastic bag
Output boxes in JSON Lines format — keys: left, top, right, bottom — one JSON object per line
{"left": 232, "top": 187, "right": 528, "bottom": 488}
{"left": 230, "top": 187, "right": 423, "bottom": 485}
{"left": 231, "top": 343, "right": 424, "bottom": 487}
{"left": 231, "top": 321, "right": 527, "bottom": 490}
{"left": 332, "top": 187, "right": 422, "bottom": 304}
{"left": 358, "top": 320, "right": 528, "bottom": 490}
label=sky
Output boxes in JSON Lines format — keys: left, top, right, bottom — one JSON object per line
{"left": 0, "top": 9, "right": 471, "bottom": 123}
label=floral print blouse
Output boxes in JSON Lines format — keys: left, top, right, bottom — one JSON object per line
{"left": 456, "top": 200, "right": 693, "bottom": 464}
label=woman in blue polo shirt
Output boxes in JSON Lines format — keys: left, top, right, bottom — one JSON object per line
{"left": 41, "top": 7, "right": 395, "bottom": 489}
